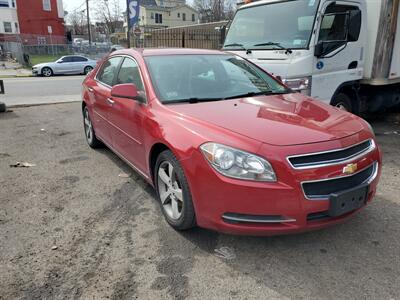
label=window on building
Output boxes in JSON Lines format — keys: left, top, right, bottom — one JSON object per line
{"left": 155, "top": 13, "right": 163, "bottom": 24}
{"left": 37, "top": 37, "right": 47, "bottom": 45}
{"left": 15, "top": 22, "right": 18, "bottom": 33}
{"left": 11, "top": 0, "right": 15, "bottom": 7}
{"left": 182, "top": 13, "right": 186, "bottom": 21}
{"left": 3, "top": 22, "right": 12, "bottom": 33}
{"left": 43, "top": 0, "right": 51, "bottom": 11}
{"left": 151, "top": 12, "right": 154, "bottom": 19}
{"left": 0, "top": 0, "right": 9, "bottom": 7}
{"left": 177, "top": 13, "right": 180, "bottom": 18}
{"left": 192, "top": 14, "right": 195, "bottom": 22}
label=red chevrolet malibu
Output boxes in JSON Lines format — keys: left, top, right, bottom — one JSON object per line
{"left": 82, "top": 48, "right": 382, "bottom": 236}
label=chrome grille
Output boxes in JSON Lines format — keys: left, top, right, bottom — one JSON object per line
{"left": 302, "top": 162, "right": 378, "bottom": 200}
{"left": 288, "top": 139, "right": 375, "bottom": 169}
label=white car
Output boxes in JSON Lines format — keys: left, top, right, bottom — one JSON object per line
{"left": 32, "top": 55, "right": 97, "bottom": 77}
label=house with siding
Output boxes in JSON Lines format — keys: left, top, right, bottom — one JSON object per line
{"left": 134, "top": 0, "right": 199, "bottom": 29}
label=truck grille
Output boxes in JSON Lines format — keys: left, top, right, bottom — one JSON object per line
{"left": 302, "top": 162, "right": 378, "bottom": 200}
{"left": 288, "top": 140, "right": 375, "bottom": 169}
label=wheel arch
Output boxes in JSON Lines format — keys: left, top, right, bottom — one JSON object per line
{"left": 41, "top": 66, "right": 53, "bottom": 74}
{"left": 330, "top": 81, "right": 361, "bottom": 114}
{"left": 148, "top": 142, "right": 172, "bottom": 184}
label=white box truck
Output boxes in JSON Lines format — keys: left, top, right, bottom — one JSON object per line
{"left": 223, "top": 0, "right": 400, "bottom": 114}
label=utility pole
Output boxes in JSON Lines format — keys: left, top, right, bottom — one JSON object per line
{"left": 126, "top": 0, "right": 131, "bottom": 48}
{"left": 86, "top": 0, "right": 92, "bottom": 45}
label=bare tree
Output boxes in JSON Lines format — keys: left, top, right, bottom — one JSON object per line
{"left": 194, "top": 0, "right": 236, "bottom": 23}
{"left": 66, "top": 9, "right": 87, "bottom": 35}
{"left": 94, "top": 0, "right": 124, "bottom": 34}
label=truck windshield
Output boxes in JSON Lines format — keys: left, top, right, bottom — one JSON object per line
{"left": 224, "top": 0, "right": 320, "bottom": 51}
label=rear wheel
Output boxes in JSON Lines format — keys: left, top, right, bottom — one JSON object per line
{"left": 42, "top": 67, "right": 53, "bottom": 77}
{"left": 332, "top": 93, "right": 353, "bottom": 113}
{"left": 155, "top": 150, "right": 196, "bottom": 230}
{"left": 84, "top": 66, "right": 93, "bottom": 75}
{"left": 83, "top": 106, "right": 102, "bottom": 148}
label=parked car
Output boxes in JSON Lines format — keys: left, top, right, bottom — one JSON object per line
{"left": 81, "top": 48, "right": 382, "bottom": 235}
{"left": 32, "top": 55, "right": 97, "bottom": 77}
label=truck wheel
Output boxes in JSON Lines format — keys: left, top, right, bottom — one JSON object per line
{"left": 0, "top": 102, "right": 6, "bottom": 113}
{"left": 332, "top": 93, "right": 352, "bottom": 113}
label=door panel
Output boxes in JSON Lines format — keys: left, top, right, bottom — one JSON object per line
{"left": 311, "top": 1, "right": 365, "bottom": 102}
{"left": 91, "top": 56, "right": 123, "bottom": 144}
{"left": 107, "top": 57, "right": 147, "bottom": 173}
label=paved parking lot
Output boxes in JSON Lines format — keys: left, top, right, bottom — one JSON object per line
{"left": 0, "top": 103, "right": 399, "bottom": 299}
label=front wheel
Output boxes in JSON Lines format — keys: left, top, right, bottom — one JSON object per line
{"left": 42, "top": 67, "right": 53, "bottom": 77}
{"left": 331, "top": 93, "right": 353, "bottom": 113}
{"left": 155, "top": 150, "right": 196, "bottom": 230}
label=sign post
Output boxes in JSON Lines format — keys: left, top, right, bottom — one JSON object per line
{"left": 127, "top": 0, "right": 140, "bottom": 48}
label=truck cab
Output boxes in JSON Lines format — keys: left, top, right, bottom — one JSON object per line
{"left": 223, "top": 0, "right": 400, "bottom": 114}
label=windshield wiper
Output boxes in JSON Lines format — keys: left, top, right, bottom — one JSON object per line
{"left": 252, "top": 42, "right": 292, "bottom": 54}
{"left": 166, "top": 97, "right": 223, "bottom": 104}
{"left": 223, "top": 43, "right": 252, "bottom": 54}
{"left": 223, "top": 90, "right": 290, "bottom": 100}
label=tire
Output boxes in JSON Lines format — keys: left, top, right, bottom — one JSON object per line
{"left": 83, "top": 106, "right": 102, "bottom": 148}
{"left": 0, "top": 102, "right": 6, "bottom": 113}
{"left": 331, "top": 93, "right": 353, "bottom": 113}
{"left": 84, "top": 66, "right": 93, "bottom": 75}
{"left": 41, "top": 67, "right": 53, "bottom": 77}
{"left": 155, "top": 150, "right": 196, "bottom": 230}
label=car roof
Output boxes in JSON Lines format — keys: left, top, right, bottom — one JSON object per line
{"left": 112, "top": 48, "right": 229, "bottom": 57}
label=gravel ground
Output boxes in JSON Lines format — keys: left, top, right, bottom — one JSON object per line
{"left": 0, "top": 103, "right": 399, "bottom": 300}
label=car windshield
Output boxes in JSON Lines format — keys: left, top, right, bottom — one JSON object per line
{"left": 144, "top": 54, "right": 289, "bottom": 103}
{"left": 224, "top": 0, "right": 320, "bottom": 50}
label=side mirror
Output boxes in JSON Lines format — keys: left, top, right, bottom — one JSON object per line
{"left": 111, "top": 83, "right": 146, "bottom": 103}
{"left": 314, "top": 42, "right": 324, "bottom": 57}
{"left": 347, "top": 10, "right": 362, "bottom": 42}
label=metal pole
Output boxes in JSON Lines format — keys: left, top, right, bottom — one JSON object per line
{"left": 86, "top": 0, "right": 92, "bottom": 45}
{"left": 126, "top": 0, "right": 131, "bottom": 48}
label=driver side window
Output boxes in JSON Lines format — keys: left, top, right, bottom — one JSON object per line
{"left": 317, "top": 4, "right": 361, "bottom": 55}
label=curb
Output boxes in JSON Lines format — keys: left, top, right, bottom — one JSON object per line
{"left": 7, "top": 99, "right": 81, "bottom": 109}
{"left": 0, "top": 74, "right": 33, "bottom": 79}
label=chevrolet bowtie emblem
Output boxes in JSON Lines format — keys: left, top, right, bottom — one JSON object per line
{"left": 343, "top": 163, "right": 358, "bottom": 174}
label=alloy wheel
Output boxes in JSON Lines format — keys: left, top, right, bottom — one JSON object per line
{"left": 42, "top": 68, "right": 52, "bottom": 77}
{"left": 84, "top": 108, "right": 93, "bottom": 144}
{"left": 157, "top": 161, "right": 184, "bottom": 220}
{"left": 84, "top": 66, "right": 93, "bottom": 75}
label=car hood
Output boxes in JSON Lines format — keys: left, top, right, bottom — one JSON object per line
{"left": 167, "top": 93, "right": 364, "bottom": 146}
{"left": 33, "top": 62, "right": 53, "bottom": 68}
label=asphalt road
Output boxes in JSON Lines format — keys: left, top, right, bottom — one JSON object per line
{"left": 0, "top": 103, "right": 399, "bottom": 299}
{"left": 1, "top": 76, "right": 84, "bottom": 107}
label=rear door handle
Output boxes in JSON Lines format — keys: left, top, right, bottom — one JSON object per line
{"left": 107, "top": 98, "right": 115, "bottom": 105}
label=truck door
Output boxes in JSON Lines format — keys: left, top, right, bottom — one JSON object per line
{"left": 312, "top": 1, "right": 364, "bottom": 107}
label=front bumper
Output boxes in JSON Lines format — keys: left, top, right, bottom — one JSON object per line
{"left": 32, "top": 68, "right": 39, "bottom": 76}
{"left": 181, "top": 133, "right": 382, "bottom": 236}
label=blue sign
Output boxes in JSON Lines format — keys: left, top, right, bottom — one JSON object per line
{"left": 316, "top": 61, "right": 324, "bottom": 70}
{"left": 127, "top": 0, "right": 140, "bottom": 28}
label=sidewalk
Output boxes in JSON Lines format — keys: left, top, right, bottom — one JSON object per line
{"left": 0, "top": 61, "right": 32, "bottom": 78}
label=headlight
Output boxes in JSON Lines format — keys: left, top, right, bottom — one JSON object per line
{"left": 283, "top": 77, "right": 312, "bottom": 95}
{"left": 200, "top": 143, "right": 277, "bottom": 182}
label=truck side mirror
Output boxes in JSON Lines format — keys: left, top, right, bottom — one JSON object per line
{"left": 347, "top": 10, "right": 362, "bottom": 42}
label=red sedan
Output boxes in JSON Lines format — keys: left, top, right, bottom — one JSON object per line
{"left": 82, "top": 48, "right": 382, "bottom": 236}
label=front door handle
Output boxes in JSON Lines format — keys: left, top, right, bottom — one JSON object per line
{"left": 107, "top": 97, "right": 115, "bottom": 105}
{"left": 88, "top": 87, "right": 94, "bottom": 92}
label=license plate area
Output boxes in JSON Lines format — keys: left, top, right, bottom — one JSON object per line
{"left": 329, "top": 185, "right": 369, "bottom": 217}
